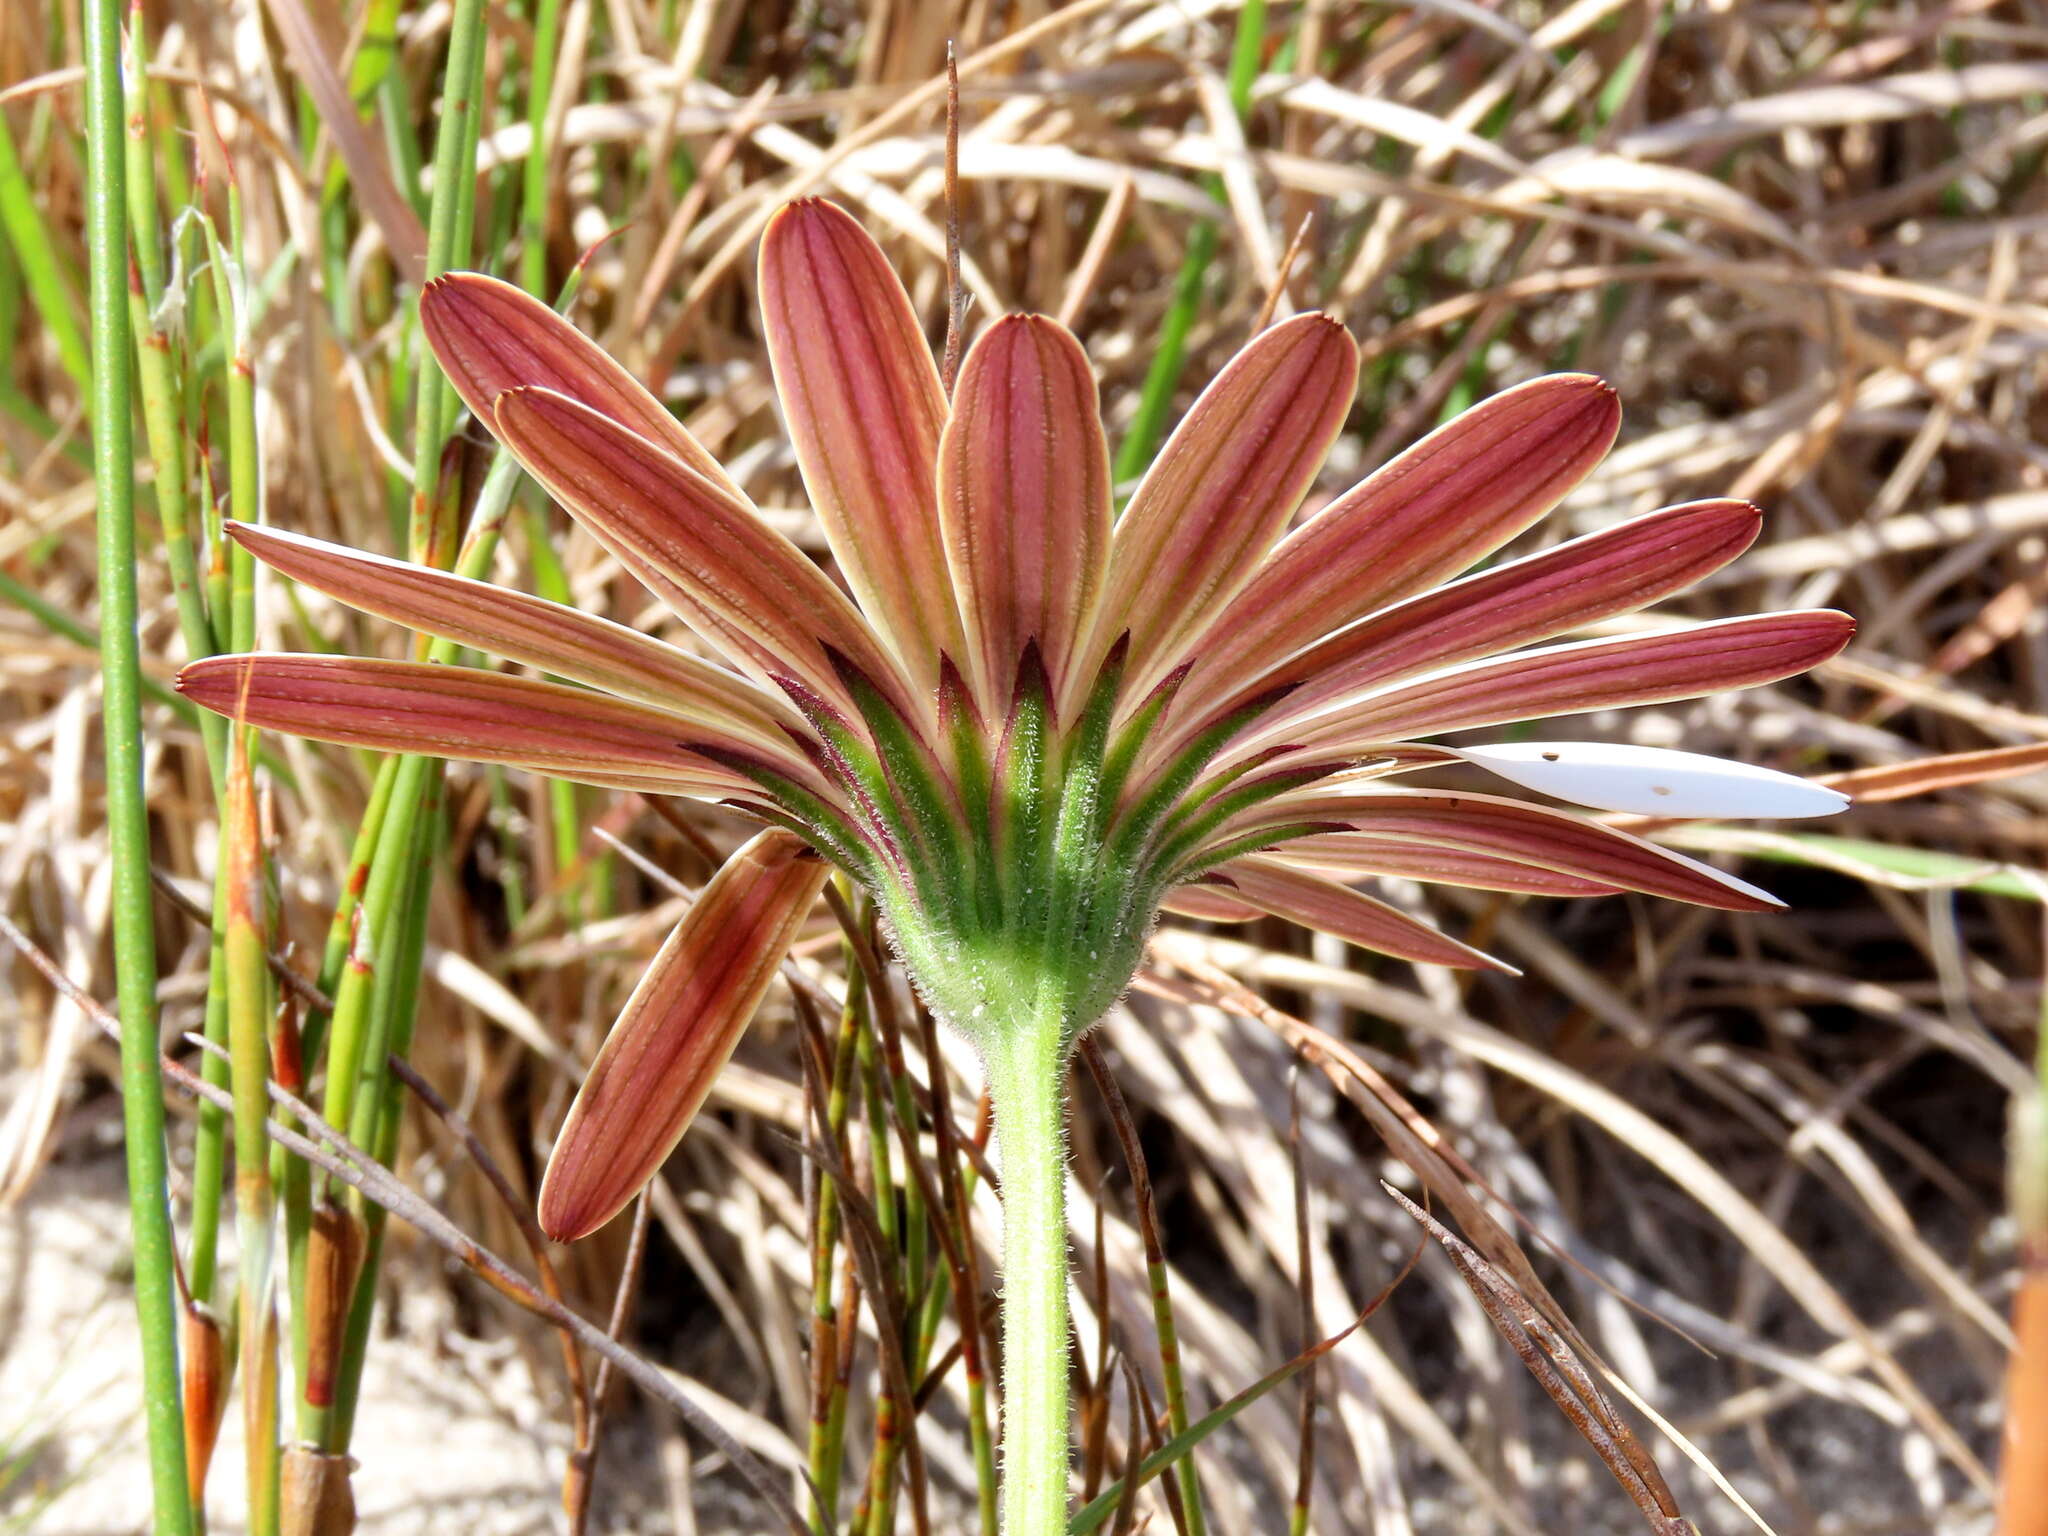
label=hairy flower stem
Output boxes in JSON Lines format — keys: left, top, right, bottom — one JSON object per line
{"left": 984, "top": 1007, "right": 1074, "bottom": 1536}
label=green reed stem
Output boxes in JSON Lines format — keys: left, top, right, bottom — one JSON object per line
{"left": 226, "top": 727, "right": 280, "bottom": 1534}
{"left": 301, "top": 0, "right": 487, "bottom": 1451}
{"left": 84, "top": 0, "right": 193, "bottom": 1525}
{"left": 332, "top": 786, "right": 440, "bottom": 1450}
{"left": 808, "top": 961, "right": 865, "bottom": 1531}
{"left": 408, "top": 0, "right": 488, "bottom": 562}
{"left": 1109, "top": 0, "right": 1267, "bottom": 488}
{"left": 984, "top": 1009, "right": 1072, "bottom": 1536}
{"left": 519, "top": 0, "right": 564, "bottom": 295}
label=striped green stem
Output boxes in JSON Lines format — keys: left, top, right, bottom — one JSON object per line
{"left": 83, "top": 0, "right": 193, "bottom": 1525}
{"left": 984, "top": 1006, "right": 1072, "bottom": 1536}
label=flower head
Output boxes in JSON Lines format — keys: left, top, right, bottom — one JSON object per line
{"left": 180, "top": 199, "right": 1853, "bottom": 1242}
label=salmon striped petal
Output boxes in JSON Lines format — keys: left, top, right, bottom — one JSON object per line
{"left": 759, "top": 200, "right": 964, "bottom": 692}
{"left": 1087, "top": 313, "right": 1359, "bottom": 695}
{"left": 420, "top": 272, "right": 741, "bottom": 494}
{"left": 538, "top": 830, "right": 829, "bottom": 1240}
{"left": 1273, "top": 836, "right": 1627, "bottom": 898}
{"left": 1223, "top": 856, "right": 1514, "bottom": 972}
{"left": 1164, "top": 499, "right": 1762, "bottom": 767}
{"left": 1274, "top": 610, "right": 1855, "bottom": 757}
{"left": 1215, "top": 789, "right": 1781, "bottom": 911}
{"left": 176, "top": 654, "right": 812, "bottom": 798}
{"left": 490, "top": 386, "right": 917, "bottom": 724}
{"left": 1161, "top": 884, "right": 1265, "bottom": 923}
{"left": 939, "top": 314, "right": 1112, "bottom": 716}
{"left": 225, "top": 522, "right": 800, "bottom": 750}
{"left": 1181, "top": 373, "right": 1619, "bottom": 705}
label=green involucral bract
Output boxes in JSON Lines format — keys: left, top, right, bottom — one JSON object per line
{"left": 792, "top": 635, "right": 1295, "bottom": 1058}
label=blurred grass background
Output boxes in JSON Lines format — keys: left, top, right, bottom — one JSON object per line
{"left": 2, "top": 0, "right": 2046, "bottom": 1531}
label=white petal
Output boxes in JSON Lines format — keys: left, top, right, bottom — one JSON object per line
{"left": 1456, "top": 742, "right": 1849, "bottom": 818}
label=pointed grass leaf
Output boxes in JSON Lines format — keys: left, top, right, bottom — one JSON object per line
{"left": 759, "top": 199, "right": 965, "bottom": 693}
{"left": 538, "top": 830, "right": 829, "bottom": 1240}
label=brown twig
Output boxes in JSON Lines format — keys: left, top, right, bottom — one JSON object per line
{"left": 0, "top": 913, "right": 812, "bottom": 1536}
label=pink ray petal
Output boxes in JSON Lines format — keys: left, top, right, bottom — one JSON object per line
{"left": 1167, "top": 498, "right": 1762, "bottom": 762}
{"left": 489, "top": 385, "right": 919, "bottom": 726}
{"left": 539, "top": 830, "right": 829, "bottom": 1240}
{"left": 1273, "top": 610, "right": 1855, "bottom": 758}
{"left": 938, "top": 313, "right": 1112, "bottom": 716}
{"left": 1084, "top": 313, "right": 1359, "bottom": 696}
{"left": 1179, "top": 373, "right": 1620, "bottom": 707}
{"left": 225, "top": 522, "right": 800, "bottom": 750}
{"left": 1161, "top": 884, "right": 1265, "bottom": 923}
{"left": 177, "top": 653, "right": 815, "bottom": 798}
{"left": 420, "top": 271, "right": 741, "bottom": 495}
{"left": 1215, "top": 787, "right": 1783, "bottom": 911}
{"left": 1223, "top": 855, "right": 1515, "bottom": 972}
{"left": 759, "top": 200, "right": 965, "bottom": 693}
{"left": 1273, "top": 836, "right": 1628, "bottom": 898}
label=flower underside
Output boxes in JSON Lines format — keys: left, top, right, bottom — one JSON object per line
{"left": 178, "top": 198, "right": 1856, "bottom": 1243}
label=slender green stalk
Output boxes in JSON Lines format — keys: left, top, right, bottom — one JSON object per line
{"left": 301, "top": 0, "right": 488, "bottom": 1453}
{"left": 1109, "top": 0, "right": 1267, "bottom": 486}
{"left": 225, "top": 727, "right": 280, "bottom": 1533}
{"left": 83, "top": 0, "right": 193, "bottom": 1525}
{"left": 125, "top": 18, "right": 233, "bottom": 1347}
{"left": 518, "top": 0, "right": 565, "bottom": 295}
{"left": 807, "top": 963, "right": 865, "bottom": 1530}
{"left": 332, "top": 786, "right": 441, "bottom": 1449}
{"left": 984, "top": 1012, "right": 1071, "bottom": 1536}
{"left": 409, "top": 0, "right": 489, "bottom": 562}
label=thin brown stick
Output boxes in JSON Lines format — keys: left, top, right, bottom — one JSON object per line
{"left": 0, "top": 914, "right": 813, "bottom": 1536}
{"left": 940, "top": 43, "right": 965, "bottom": 395}
{"left": 568, "top": 1189, "right": 655, "bottom": 1532}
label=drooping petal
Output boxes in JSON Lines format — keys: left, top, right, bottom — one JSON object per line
{"left": 1178, "top": 373, "right": 1620, "bottom": 705}
{"left": 538, "top": 830, "right": 829, "bottom": 1240}
{"left": 1455, "top": 741, "right": 1849, "bottom": 818}
{"left": 1160, "top": 884, "right": 1266, "bottom": 923}
{"left": 1158, "top": 498, "right": 1762, "bottom": 769}
{"left": 489, "top": 385, "right": 919, "bottom": 725}
{"left": 1084, "top": 313, "right": 1359, "bottom": 695}
{"left": 225, "top": 522, "right": 800, "bottom": 750}
{"left": 759, "top": 199, "right": 964, "bottom": 692}
{"left": 1272, "top": 610, "right": 1856, "bottom": 757}
{"left": 1221, "top": 855, "right": 1516, "bottom": 972}
{"left": 177, "top": 653, "right": 814, "bottom": 798}
{"left": 419, "top": 271, "right": 742, "bottom": 495}
{"left": 1273, "top": 836, "right": 1628, "bottom": 898}
{"left": 938, "top": 314, "right": 1111, "bottom": 715}
{"left": 1210, "top": 788, "right": 1783, "bottom": 911}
